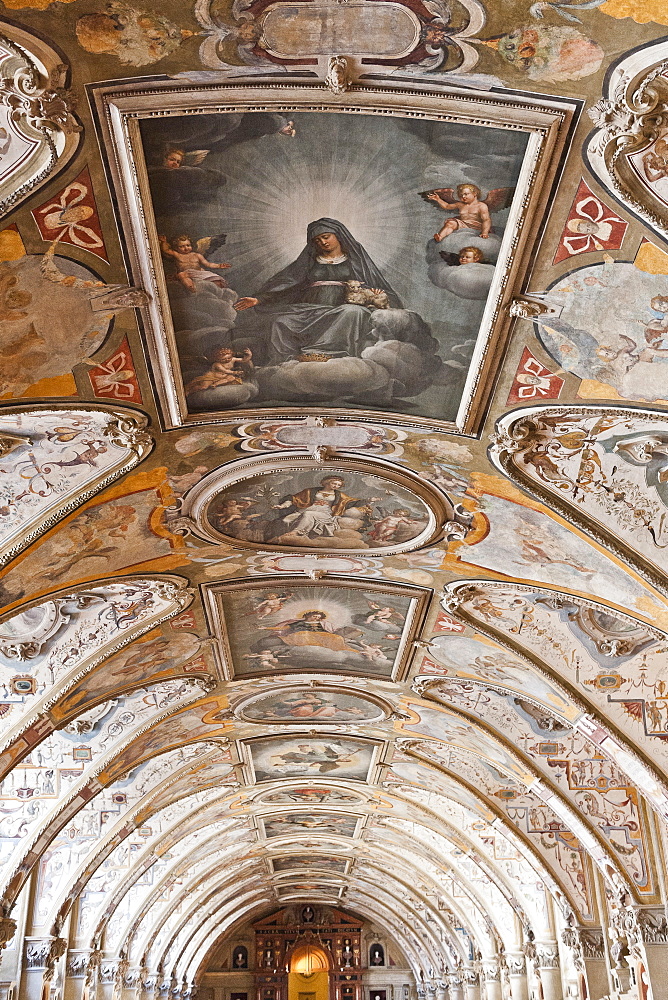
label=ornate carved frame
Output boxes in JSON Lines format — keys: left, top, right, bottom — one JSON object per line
{"left": 0, "top": 23, "right": 81, "bottom": 218}
{"left": 177, "top": 451, "right": 468, "bottom": 556}
{"left": 586, "top": 38, "right": 668, "bottom": 241}
{"left": 201, "top": 575, "right": 430, "bottom": 681}
{"left": 91, "top": 74, "right": 578, "bottom": 434}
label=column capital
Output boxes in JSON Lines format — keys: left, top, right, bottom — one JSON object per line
{"left": 481, "top": 961, "right": 500, "bottom": 983}
{"left": 506, "top": 953, "right": 526, "bottom": 977}
{"left": 0, "top": 920, "right": 15, "bottom": 950}
{"left": 535, "top": 945, "right": 560, "bottom": 970}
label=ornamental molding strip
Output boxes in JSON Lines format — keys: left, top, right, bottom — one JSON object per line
{"left": 0, "top": 23, "right": 81, "bottom": 218}
{"left": 586, "top": 38, "right": 668, "bottom": 239}
{"left": 0, "top": 404, "right": 153, "bottom": 570}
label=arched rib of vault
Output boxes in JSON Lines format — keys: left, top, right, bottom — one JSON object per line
{"left": 322, "top": 866, "right": 487, "bottom": 962}
{"left": 392, "top": 711, "right": 631, "bottom": 902}
{"left": 0, "top": 701, "right": 233, "bottom": 912}
{"left": 172, "top": 880, "right": 446, "bottom": 984}
{"left": 0, "top": 574, "right": 193, "bottom": 766}
{"left": 73, "top": 814, "right": 247, "bottom": 950}
{"left": 10, "top": 740, "right": 232, "bottom": 948}
{"left": 385, "top": 775, "right": 569, "bottom": 925}
{"left": 55, "top": 753, "right": 237, "bottom": 941}
{"left": 126, "top": 827, "right": 498, "bottom": 976}
{"left": 188, "top": 899, "right": 435, "bottom": 991}
{"left": 123, "top": 843, "right": 448, "bottom": 978}
{"left": 104, "top": 792, "right": 532, "bottom": 964}
{"left": 104, "top": 830, "right": 257, "bottom": 957}
{"left": 0, "top": 693, "right": 223, "bottom": 916}
{"left": 354, "top": 811, "right": 531, "bottom": 942}
{"left": 349, "top": 862, "right": 498, "bottom": 962}
{"left": 69, "top": 764, "right": 560, "bottom": 960}
{"left": 185, "top": 893, "right": 441, "bottom": 988}
{"left": 390, "top": 747, "right": 596, "bottom": 921}
{"left": 401, "top": 690, "right": 654, "bottom": 896}
{"left": 361, "top": 829, "right": 519, "bottom": 951}
{"left": 380, "top": 782, "right": 554, "bottom": 923}
{"left": 121, "top": 843, "right": 264, "bottom": 962}
{"left": 0, "top": 405, "right": 151, "bottom": 571}
{"left": 443, "top": 579, "right": 668, "bottom": 817}
{"left": 58, "top": 786, "right": 244, "bottom": 943}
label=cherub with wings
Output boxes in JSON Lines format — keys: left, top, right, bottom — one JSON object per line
{"left": 158, "top": 233, "right": 230, "bottom": 293}
{"left": 420, "top": 183, "right": 514, "bottom": 242}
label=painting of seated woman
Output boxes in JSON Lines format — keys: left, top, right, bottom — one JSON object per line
{"left": 205, "top": 469, "right": 431, "bottom": 551}
{"left": 138, "top": 110, "right": 529, "bottom": 424}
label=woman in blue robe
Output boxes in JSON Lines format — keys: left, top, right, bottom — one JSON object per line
{"left": 233, "top": 218, "right": 401, "bottom": 363}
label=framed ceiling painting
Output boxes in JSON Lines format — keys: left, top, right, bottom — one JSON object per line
{"left": 242, "top": 734, "right": 384, "bottom": 783}
{"left": 202, "top": 576, "right": 430, "bottom": 681}
{"left": 179, "top": 452, "right": 469, "bottom": 556}
{"left": 93, "top": 76, "right": 578, "bottom": 433}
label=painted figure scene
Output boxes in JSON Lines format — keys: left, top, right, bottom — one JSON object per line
{"left": 241, "top": 689, "right": 383, "bottom": 723}
{"left": 249, "top": 736, "right": 376, "bottom": 782}
{"left": 219, "top": 585, "right": 415, "bottom": 678}
{"left": 139, "top": 110, "right": 528, "bottom": 422}
{"left": 206, "top": 468, "right": 430, "bottom": 549}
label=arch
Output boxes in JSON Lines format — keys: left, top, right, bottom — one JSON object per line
{"left": 0, "top": 404, "right": 152, "bottom": 569}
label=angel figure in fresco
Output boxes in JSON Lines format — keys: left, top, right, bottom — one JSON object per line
{"left": 259, "top": 610, "right": 358, "bottom": 653}
{"left": 367, "top": 508, "right": 422, "bottom": 544}
{"left": 363, "top": 601, "right": 404, "bottom": 626}
{"left": 184, "top": 347, "right": 254, "bottom": 396}
{"left": 420, "top": 183, "right": 514, "bottom": 242}
{"left": 158, "top": 234, "right": 230, "bottom": 293}
{"left": 241, "top": 649, "right": 290, "bottom": 670}
{"left": 252, "top": 592, "right": 294, "bottom": 618}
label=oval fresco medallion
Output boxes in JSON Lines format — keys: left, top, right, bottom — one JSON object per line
{"left": 237, "top": 686, "right": 389, "bottom": 724}
{"left": 257, "top": 786, "right": 364, "bottom": 805}
{"left": 180, "top": 453, "right": 466, "bottom": 555}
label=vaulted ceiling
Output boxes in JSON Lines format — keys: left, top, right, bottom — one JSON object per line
{"left": 1, "top": 4, "right": 668, "bottom": 999}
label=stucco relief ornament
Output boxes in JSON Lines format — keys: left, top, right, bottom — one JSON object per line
{"left": 586, "top": 39, "right": 668, "bottom": 237}
{"left": 0, "top": 29, "right": 81, "bottom": 217}
{"left": 326, "top": 56, "right": 352, "bottom": 95}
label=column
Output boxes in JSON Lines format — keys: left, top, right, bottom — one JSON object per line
{"left": 535, "top": 946, "right": 562, "bottom": 1000}
{"left": 98, "top": 963, "right": 120, "bottom": 1000}
{"left": 435, "top": 982, "right": 448, "bottom": 1000}
{"left": 21, "top": 938, "right": 67, "bottom": 1000}
{"left": 480, "top": 962, "right": 501, "bottom": 1000}
{"left": 505, "top": 954, "right": 528, "bottom": 1000}
{"left": 462, "top": 971, "right": 479, "bottom": 1000}
{"left": 445, "top": 975, "right": 463, "bottom": 1000}
{"left": 138, "top": 977, "right": 157, "bottom": 1000}
{"left": 636, "top": 906, "right": 668, "bottom": 999}
{"left": 64, "top": 952, "right": 91, "bottom": 1000}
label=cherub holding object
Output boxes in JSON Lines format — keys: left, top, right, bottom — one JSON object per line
{"left": 159, "top": 233, "right": 230, "bottom": 293}
{"left": 420, "top": 183, "right": 514, "bottom": 242}
{"left": 184, "top": 347, "right": 253, "bottom": 396}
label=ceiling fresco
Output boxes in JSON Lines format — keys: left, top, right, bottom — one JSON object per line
{"left": 1, "top": 4, "right": 668, "bottom": 1000}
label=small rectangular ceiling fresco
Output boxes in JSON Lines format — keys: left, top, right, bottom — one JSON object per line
{"left": 203, "top": 578, "right": 428, "bottom": 680}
